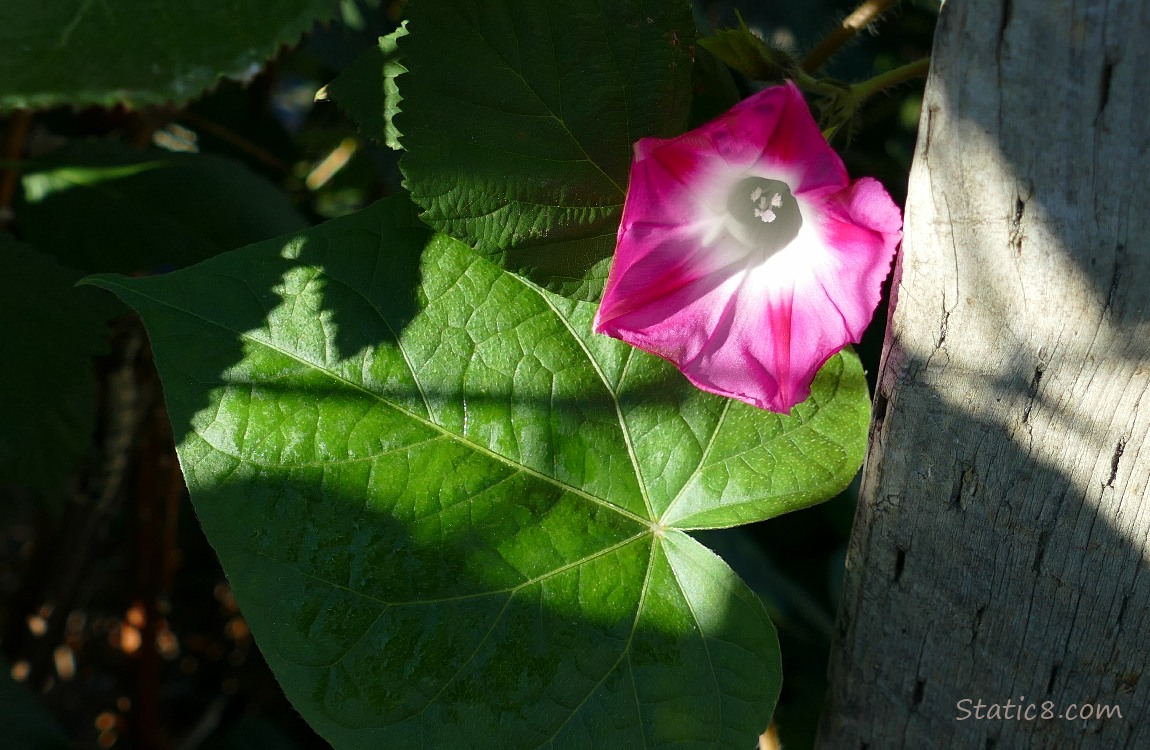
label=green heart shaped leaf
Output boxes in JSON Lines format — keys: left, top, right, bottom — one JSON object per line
{"left": 396, "top": 0, "right": 696, "bottom": 299}
{"left": 0, "top": 0, "right": 336, "bottom": 110}
{"left": 86, "top": 195, "right": 869, "bottom": 748}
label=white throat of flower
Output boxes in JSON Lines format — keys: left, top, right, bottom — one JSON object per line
{"left": 722, "top": 176, "right": 803, "bottom": 260}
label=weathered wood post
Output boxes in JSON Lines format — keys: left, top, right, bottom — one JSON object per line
{"left": 818, "top": 0, "right": 1150, "bottom": 746}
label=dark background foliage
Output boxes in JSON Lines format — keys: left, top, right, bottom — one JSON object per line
{"left": 0, "top": 1, "right": 935, "bottom": 747}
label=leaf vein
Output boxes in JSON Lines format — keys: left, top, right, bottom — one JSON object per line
{"left": 98, "top": 279, "right": 646, "bottom": 526}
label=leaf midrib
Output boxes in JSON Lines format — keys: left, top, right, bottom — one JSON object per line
{"left": 246, "top": 527, "right": 651, "bottom": 609}
{"left": 513, "top": 273, "right": 656, "bottom": 522}
{"left": 94, "top": 276, "right": 651, "bottom": 528}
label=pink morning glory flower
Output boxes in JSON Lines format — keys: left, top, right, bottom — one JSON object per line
{"left": 593, "top": 81, "right": 902, "bottom": 413}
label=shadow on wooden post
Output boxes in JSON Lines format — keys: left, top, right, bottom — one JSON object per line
{"left": 818, "top": 0, "right": 1150, "bottom": 747}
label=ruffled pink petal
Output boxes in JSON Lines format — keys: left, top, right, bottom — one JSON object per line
{"left": 803, "top": 177, "right": 902, "bottom": 340}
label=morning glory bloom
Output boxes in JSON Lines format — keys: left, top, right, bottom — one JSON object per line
{"left": 593, "top": 82, "right": 902, "bottom": 413}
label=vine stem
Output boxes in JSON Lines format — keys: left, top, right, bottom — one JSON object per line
{"left": 802, "top": 0, "right": 899, "bottom": 73}
{"left": 851, "top": 57, "right": 931, "bottom": 103}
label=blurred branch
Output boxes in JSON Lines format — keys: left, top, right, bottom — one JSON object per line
{"left": 803, "top": 0, "right": 899, "bottom": 73}
{"left": 13, "top": 322, "right": 154, "bottom": 693}
{"left": 0, "top": 111, "right": 31, "bottom": 226}
{"left": 177, "top": 111, "right": 292, "bottom": 173}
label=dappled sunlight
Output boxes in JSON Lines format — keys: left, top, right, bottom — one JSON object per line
{"left": 893, "top": 89, "right": 1148, "bottom": 542}
{"left": 821, "top": 17, "right": 1150, "bottom": 743}
{"left": 99, "top": 191, "right": 853, "bottom": 747}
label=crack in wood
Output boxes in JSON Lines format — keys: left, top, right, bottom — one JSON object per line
{"left": 871, "top": 388, "right": 890, "bottom": 438}
{"left": 911, "top": 678, "right": 926, "bottom": 709}
{"left": 1098, "top": 57, "right": 1116, "bottom": 116}
{"left": 1022, "top": 363, "right": 1045, "bottom": 425}
{"left": 971, "top": 604, "right": 986, "bottom": 644}
{"left": 1107, "top": 438, "right": 1126, "bottom": 488}
{"left": 922, "top": 104, "right": 939, "bottom": 158}
{"left": 1032, "top": 529, "right": 1051, "bottom": 572}
{"left": 1009, "top": 195, "right": 1026, "bottom": 253}
{"left": 951, "top": 466, "right": 978, "bottom": 510}
{"left": 937, "top": 307, "right": 950, "bottom": 349}
{"left": 996, "top": 0, "right": 1013, "bottom": 60}
{"left": 1117, "top": 593, "right": 1131, "bottom": 623}
{"left": 1104, "top": 243, "right": 1125, "bottom": 316}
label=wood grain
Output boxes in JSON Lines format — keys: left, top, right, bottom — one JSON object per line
{"left": 818, "top": 0, "right": 1150, "bottom": 746}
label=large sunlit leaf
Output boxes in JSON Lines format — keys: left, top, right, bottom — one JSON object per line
{"left": 0, "top": 234, "right": 118, "bottom": 494}
{"left": 0, "top": 0, "right": 336, "bottom": 110}
{"left": 87, "top": 195, "right": 868, "bottom": 748}
{"left": 19, "top": 141, "right": 308, "bottom": 274}
{"left": 396, "top": 0, "right": 695, "bottom": 299}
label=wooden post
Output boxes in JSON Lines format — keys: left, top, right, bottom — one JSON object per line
{"left": 818, "top": 0, "right": 1150, "bottom": 746}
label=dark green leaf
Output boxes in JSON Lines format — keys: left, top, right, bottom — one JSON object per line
{"left": 697, "top": 14, "right": 798, "bottom": 83}
{"left": 19, "top": 141, "right": 308, "bottom": 273}
{"left": 86, "top": 195, "right": 869, "bottom": 747}
{"left": 688, "top": 45, "right": 741, "bottom": 128}
{"left": 0, "top": 0, "right": 337, "bottom": 110}
{"left": 397, "top": 0, "right": 696, "bottom": 299}
{"left": 0, "top": 234, "right": 118, "bottom": 494}
{"left": 323, "top": 23, "right": 408, "bottom": 150}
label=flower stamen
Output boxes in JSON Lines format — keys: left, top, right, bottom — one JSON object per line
{"left": 726, "top": 176, "right": 802, "bottom": 255}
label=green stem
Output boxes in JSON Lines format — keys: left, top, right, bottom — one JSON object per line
{"left": 793, "top": 70, "right": 848, "bottom": 98}
{"left": 850, "top": 58, "right": 931, "bottom": 104}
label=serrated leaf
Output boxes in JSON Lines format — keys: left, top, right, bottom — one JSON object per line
{"left": 324, "top": 22, "right": 408, "bottom": 150}
{"left": 0, "top": 0, "right": 337, "bottom": 110}
{"left": 85, "top": 195, "right": 869, "bottom": 748}
{"left": 397, "top": 0, "right": 695, "bottom": 299}
{"left": 0, "top": 234, "right": 118, "bottom": 494}
{"left": 18, "top": 141, "right": 308, "bottom": 273}
{"left": 697, "top": 15, "right": 796, "bottom": 84}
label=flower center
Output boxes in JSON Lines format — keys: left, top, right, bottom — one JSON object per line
{"left": 724, "top": 177, "right": 802, "bottom": 257}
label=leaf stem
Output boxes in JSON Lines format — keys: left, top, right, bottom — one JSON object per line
{"left": 802, "top": 0, "right": 899, "bottom": 73}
